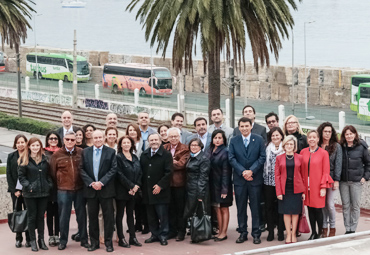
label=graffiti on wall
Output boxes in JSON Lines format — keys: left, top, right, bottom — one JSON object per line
{"left": 85, "top": 98, "right": 109, "bottom": 110}
{"left": 21, "top": 91, "right": 72, "bottom": 106}
{"left": 109, "top": 103, "right": 135, "bottom": 115}
{"left": 0, "top": 87, "right": 17, "bottom": 99}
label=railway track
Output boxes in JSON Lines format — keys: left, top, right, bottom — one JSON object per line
{"left": 0, "top": 97, "right": 169, "bottom": 132}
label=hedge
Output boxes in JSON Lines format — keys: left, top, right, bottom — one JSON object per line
{"left": 0, "top": 112, "right": 59, "bottom": 135}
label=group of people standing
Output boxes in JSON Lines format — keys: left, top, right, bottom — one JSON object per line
{"left": 6, "top": 105, "right": 370, "bottom": 252}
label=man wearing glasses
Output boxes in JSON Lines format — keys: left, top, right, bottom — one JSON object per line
{"left": 49, "top": 131, "right": 88, "bottom": 250}
{"left": 265, "top": 112, "right": 280, "bottom": 130}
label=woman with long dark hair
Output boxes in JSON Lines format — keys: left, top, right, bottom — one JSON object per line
{"left": 317, "top": 122, "right": 342, "bottom": 237}
{"left": 75, "top": 127, "right": 87, "bottom": 149}
{"left": 207, "top": 130, "right": 233, "bottom": 241}
{"left": 18, "top": 137, "right": 53, "bottom": 251}
{"left": 339, "top": 125, "right": 370, "bottom": 234}
{"left": 6, "top": 134, "right": 30, "bottom": 248}
{"left": 83, "top": 124, "right": 96, "bottom": 147}
{"left": 44, "top": 131, "right": 62, "bottom": 247}
{"left": 115, "top": 135, "right": 142, "bottom": 248}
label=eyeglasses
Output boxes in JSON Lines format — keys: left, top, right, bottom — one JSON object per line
{"left": 49, "top": 137, "right": 58, "bottom": 141}
{"left": 267, "top": 120, "right": 277, "bottom": 125}
{"left": 65, "top": 138, "right": 76, "bottom": 142}
{"left": 286, "top": 121, "right": 298, "bottom": 126}
{"left": 169, "top": 135, "right": 180, "bottom": 139}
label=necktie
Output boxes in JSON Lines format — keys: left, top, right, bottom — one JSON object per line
{"left": 244, "top": 138, "right": 249, "bottom": 149}
{"left": 152, "top": 151, "right": 156, "bottom": 157}
{"left": 94, "top": 148, "right": 100, "bottom": 181}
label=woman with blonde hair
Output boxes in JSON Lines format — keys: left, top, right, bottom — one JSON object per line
{"left": 275, "top": 135, "right": 305, "bottom": 244}
{"left": 283, "top": 115, "right": 308, "bottom": 154}
{"left": 18, "top": 137, "right": 53, "bottom": 251}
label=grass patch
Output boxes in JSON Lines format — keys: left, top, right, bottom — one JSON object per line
{"left": 0, "top": 166, "right": 6, "bottom": 175}
{"left": 0, "top": 112, "right": 59, "bottom": 135}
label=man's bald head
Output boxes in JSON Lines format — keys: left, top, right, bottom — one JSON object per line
{"left": 61, "top": 111, "right": 73, "bottom": 129}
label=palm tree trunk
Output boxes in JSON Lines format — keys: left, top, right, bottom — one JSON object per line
{"left": 207, "top": 48, "right": 220, "bottom": 124}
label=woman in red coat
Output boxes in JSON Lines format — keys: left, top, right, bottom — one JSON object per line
{"left": 275, "top": 135, "right": 305, "bottom": 244}
{"left": 300, "top": 130, "right": 333, "bottom": 240}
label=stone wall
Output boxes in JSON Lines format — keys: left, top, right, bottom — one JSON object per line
{"left": 0, "top": 175, "right": 13, "bottom": 220}
{"left": 4, "top": 45, "right": 370, "bottom": 108}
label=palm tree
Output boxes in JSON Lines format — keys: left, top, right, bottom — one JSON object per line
{"left": 127, "top": 0, "right": 300, "bottom": 120}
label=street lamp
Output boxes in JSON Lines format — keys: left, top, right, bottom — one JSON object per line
{"left": 291, "top": 28, "right": 295, "bottom": 116}
{"left": 34, "top": 14, "right": 42, "bottom": 83}
{"left": 304, "top": 20, "right": 315, "bottom": 120}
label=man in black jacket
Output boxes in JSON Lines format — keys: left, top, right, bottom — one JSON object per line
{"left": 56, "top": 111, "right": 79, "bottom": 139}
{"left": 140, "top": 133, "right": 173, "bottom": 246}
{"left": 80, "top": 130, "right": 117, "bottom": 252}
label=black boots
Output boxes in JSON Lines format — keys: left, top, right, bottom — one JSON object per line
{"left": 38, "top": 239, "right": 48, "bottom": 250}
{"left": 30, "top": 240, "right": 38, "bottom": 252}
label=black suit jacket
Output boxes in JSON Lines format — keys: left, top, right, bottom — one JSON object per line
{"left": 56, "top": 126, "right": 79, "bottom": 140}
{"left": 80, "top": 145, "right": 117, "bottom": 199}
{"left": 233, "top": 122, "right": 267, "bottom": 143}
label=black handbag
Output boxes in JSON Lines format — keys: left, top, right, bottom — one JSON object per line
{"left": 190, "top": 201, "right": 211, "bottom": 242}
{"left": 8, "top": 198, "right": 28, "bottom": 233}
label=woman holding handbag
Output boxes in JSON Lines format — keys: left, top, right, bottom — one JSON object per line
{"left": 275, "top": 135, "right": 305, "bottom": 244}
{"left": 6, "top": 134, "right": 30, "bottom": 248}
{"left": 18, "top": 137, "right": 53, "bottom": 252}
{"left": 300, "top": 130, "right": 333, "bottom": 240}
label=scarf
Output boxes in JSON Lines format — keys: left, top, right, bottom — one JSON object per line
{"left": 264, "top": 142, "right": 284, "bottom": 176}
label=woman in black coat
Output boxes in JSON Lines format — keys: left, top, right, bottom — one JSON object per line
{"left": 207, "top": 130, "right": 233, "bottom": 242}
{"left": 18, "top": 137, "right": 53, "bottom": 252}
{"left": 6, "top": 134, "right": 30, "bottom": 248}
{"left": 183, "top": 138, "right": 211, "bottom": 223}
{"left": 115, "top": 136, "right": 142, "bottom": 248}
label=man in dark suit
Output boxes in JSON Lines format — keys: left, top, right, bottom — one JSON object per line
{"left": 232, "top": 105, "right": 267, "bottom": 143}
{"left": 163, "top": 127, "right": 190, "bottom": 241}
{"left": 229, "top": 117, "right": 266, "bottom": 244}
{"left": 170, "top": 112, "right": 192, "bottom": 144}
{"left": 56, "top": 111, "right": 79, "bottom": 139}
{"left": 140, "top": 133, "right": 173, "bottom": 246}
{"left": 80, "top": 130, "right": 117, "bottom": 252}
{"left": 185, "top": 117, "right": 212, "bottom": 150}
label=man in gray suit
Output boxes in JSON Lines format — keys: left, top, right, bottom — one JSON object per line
{"left": 232, "top": 105, "right": 267, "bottom": 143}
{"left": 185, "top": 117, "right": 211, "bottom": 151}
{"left": 138, "top": 112, "right": 156, "bottom": 151}
{"left": 171, "top": 113, "right": 191, "bottom": 144}
{"left": 208, "top": 108, "right": 233, "bottom": 143}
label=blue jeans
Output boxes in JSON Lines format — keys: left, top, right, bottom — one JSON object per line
{"left": 57, "top": 190, "right": 87, "bottom": 245}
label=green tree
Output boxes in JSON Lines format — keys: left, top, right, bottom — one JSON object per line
{"left": 128, "top": 0, "right": 300, "bottom": 120}
{"left": 0, "top": 0, "right": 35, "bottom": 52}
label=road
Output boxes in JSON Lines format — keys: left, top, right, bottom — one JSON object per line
{"left": 1, "top": 72, "right": 369, "bottom": 134}
{"left": 0, "top": 145, "right": 13, "bottom": 164}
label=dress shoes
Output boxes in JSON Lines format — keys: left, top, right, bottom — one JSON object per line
{"left": 145, "top": 236, "right": 159, "bottom": 243}
{"left": 236, "top": 235, "right": 248, "bottom": 243}
{"left": 176, "top": 233, "right": 185, "bottom": 242}
{"left": 38, "top": 239, "right": 49, "bottom": 250}
{"left": 118, "top": 238, "right": 130, "bottom": 248}
{"left": 278, "top": 232, "right": 285, "bottom": 241}
{"left": 159, "top": 237, "right": 168, "bottom": 246}
{"left": 267, "top": 231, "right": 274, "bottom": 241}
{"left": 30, "top": 240, "right": 38, "bottom": 252}
{"left": 58, "top": 243, "right": 66, "bottom": 250}
{"left": 88, "top": 244, "right": 100, "bottom": 252}
{"left": 73, "top": 233, "right": 81, "bottom": 242}
{"left": 15, "top": 240, "right": 22, "bottom": 248}
{"left": 129, "top": 237, "right": 142, "bottom": 247}
{"left": 167, "top": 232, "right": 177, "bottom": 240}
{"left": 214, "top": 236, "right": 227, "bottom": 242}
{"left": 253, "top": 237, "right": 261, "bottom": 244}
{"left": 81, "top": 241, "right": 89, "bottom": 248}
{"left": 106, "top": 246, "right": 114, "bottom": 252}
{"left": 25, "top": 241, "right": 31, "bottom": 248}
{"left": 308, "top": 233, "right": 318, "bottom": 240}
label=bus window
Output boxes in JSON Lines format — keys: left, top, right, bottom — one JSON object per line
{"left": 154, "top": 69, "right": 171, "bottom": 78}
{"left": 77, "top": 61, "right": 89, "bottom": 75}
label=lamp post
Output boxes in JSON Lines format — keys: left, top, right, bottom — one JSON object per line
{"left": 34, "top": 14, "right": 42, "bottom": 83}
{"left": 304, "top": 21, "right": 315, "bottom": 120}
{"left": 292, "top": 28, "right": 295, "bottom": 116}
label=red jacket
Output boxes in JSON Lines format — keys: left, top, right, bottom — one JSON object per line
{"left": 275, "top": 153, "right": 305, "bottom": 196}
{"left": 300, "top": 147, "right": 333, "bottom": 208}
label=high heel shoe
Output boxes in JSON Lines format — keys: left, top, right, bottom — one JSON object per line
{"left": 38, "top": 239, "right": 48, "bottom": 250}
{"left": 30, "top": 240, "right": 38, "bottom": 252}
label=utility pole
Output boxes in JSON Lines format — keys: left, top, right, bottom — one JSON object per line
{"left": 229, "top": 62, "right": 235, "bottom": 128}
{"left": 73, "top": 30, "right": 77, "bottom": 109}
{"left": 17, "top": 49, "right": 22, "bottom": 117}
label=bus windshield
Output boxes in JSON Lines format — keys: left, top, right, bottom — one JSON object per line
{"left": 352, "top": 77, "right": 370, "bottom": 87}
{"left": 67, "top": 60, "right": 89, "bottom": 75}
{"left": 154, "top": 69, "right": 171, "bottom": 78}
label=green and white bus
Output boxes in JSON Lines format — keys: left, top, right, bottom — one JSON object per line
{"left": 26, "top": 53, "right": 90, "bottom": 82}
{"left": 357, "top": 83, "right": 370, "bottom": 121}
{"left": 350, "top": 74, "right": 370, "bottom": 112}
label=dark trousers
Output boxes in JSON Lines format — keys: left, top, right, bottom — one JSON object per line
{"left": 116, "top": 198, "right": 135, "bottom": 239}
{"left": 87, "top": 196, "right": 114, "bottom": 248}
{"left": 134, "top": 192, "right": 148, "bottom": 229}
{"left": 234, "top": 184, "right": 262, "bottom": 238}
{"left": 57, "top": 190, "right": 87, "bottom": 245}
{"left": 146, "top": 204, "right": 169, "bottom": 239}
{"left": 46, "top": 201, "right": 59, "bottom": 236}
{"left": 24, "top": 197, "right": 49, "bottom": 241}
{"left": 169, "top": 187, "right": 186, "bottom": 236}
{"left": 264, "top": 185, "right": 284, "bottom": 234}
{"left": 11, "top": 194, "right": 30, "bottom": 242}
{"left": 307, "top": 206, "right": 323, "bottom": 234}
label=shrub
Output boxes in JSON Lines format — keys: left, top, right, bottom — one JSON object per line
{"left": 0, "top": 112, "right": 59, "bottom": 135}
